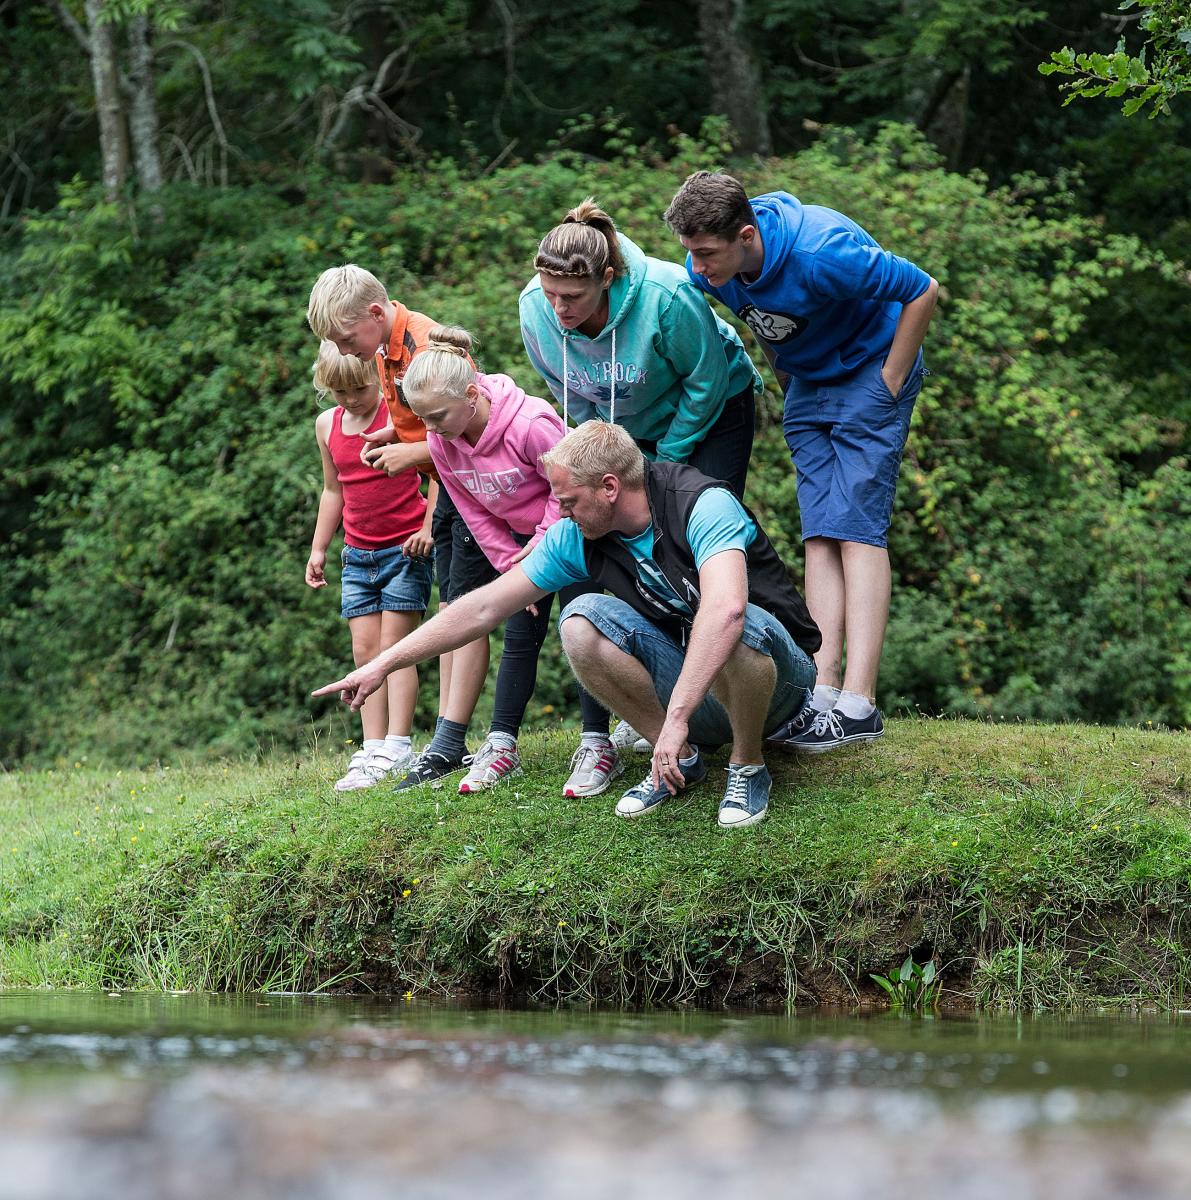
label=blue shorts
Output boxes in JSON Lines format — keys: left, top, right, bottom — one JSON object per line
{"left": 783, "top": 351, "right": 926, "bottom": 549}
{"left": 340, "top": 543, "right": 433, "bottom": 620}
{"left": 558, "top": 594, "right": 816, "bottom": 747}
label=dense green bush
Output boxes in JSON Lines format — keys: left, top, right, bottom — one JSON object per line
{"left": 1, "top": 125, "right": 1187, "bottom": 765}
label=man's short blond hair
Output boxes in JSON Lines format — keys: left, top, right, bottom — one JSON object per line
{"left": 306, "top": 264, "right": 388, "bottom": 339}
{"left": 540, "top": 420, "right": 645, "bottom": 489}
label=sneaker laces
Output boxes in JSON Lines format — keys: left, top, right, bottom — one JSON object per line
{"left": 462, "top": 738, "right": 503, "bottom": 770}
{"left": 568, "top": 744, "right": 596, "bottom": 772}
{"left": 721, "top": 765, "right": 752, "bottom": 810}
{"left": 810, "top": 709, "right": 846, "bottom": 740}
{"left": 626, "top": 768, "right": 659, "bottom": 798}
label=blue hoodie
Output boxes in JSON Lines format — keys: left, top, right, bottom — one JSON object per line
{"left": 686, "top": 193, "right": 932, "bottom": 383}
{"left": 519, "top": 234, "right": 761, "bottom": 465}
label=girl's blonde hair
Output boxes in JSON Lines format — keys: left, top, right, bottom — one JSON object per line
{"left": 312, "top": 339, "right": 380, "bottom": 400}
{"left": 402, "top": 325, "right": 477, "bottom": 405}
{"left": 306, "top": 264, "right": 388, "bottom": 339}
{"left": 533, "top": 198, "right": 626, "bottom": 281}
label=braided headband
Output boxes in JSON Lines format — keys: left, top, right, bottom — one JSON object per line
{"left": 533, "top": 262, "right": 602, "bottom": 279}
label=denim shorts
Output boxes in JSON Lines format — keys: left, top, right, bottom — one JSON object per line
{"left": 558, "top": 594, "right": 816, "bottom": 747}
{"left": 340, "top": 543, "right": 433, "bottom": 619}
{"left": 783, "top": 350, "right": 926, "bottom": 549}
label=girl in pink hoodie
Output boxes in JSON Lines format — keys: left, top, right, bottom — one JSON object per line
{"left": 402, "top": 326, "right": 621, "bottom": 799}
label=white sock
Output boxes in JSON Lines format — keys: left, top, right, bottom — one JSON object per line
{"left": 383, "top": 734, "right": 412, "bottom": 756}
{"left": 488, "top": 730, "right": 517, "bottom": 750}
{"left": 679, "top": 748, "right": 700, "bottom": 767}
{"left": 810, "top": 684, "right": 841, "bottom": 712}
{"left": 362, "top": 738, "right": 384, "bottom": 752}
{"left": 834, "top": 690, "right": 876, "bottom": 720}
{"left": 581, "top": 731, "right": 612, "bottom": 747}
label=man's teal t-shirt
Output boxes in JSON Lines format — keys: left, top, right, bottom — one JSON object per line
{"left": 522, "top": 488, "right": 758, "bottom": 610}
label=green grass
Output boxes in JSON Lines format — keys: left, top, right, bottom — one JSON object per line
{"left": 2, "top": 720, "right": 1189, "bottom": 1009}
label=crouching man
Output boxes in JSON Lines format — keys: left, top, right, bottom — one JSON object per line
{"left": 313, "top": 421, "right": 821, "bottom": 829}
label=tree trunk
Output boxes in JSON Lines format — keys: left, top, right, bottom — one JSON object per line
{"left": 920, "top": 65, "right": 970, "bottom": 170}
{"left": 83, "top": 0, "right": 129, "bottom": 200}
{"left": 127, "top": 13, "right": 163, "bottom": 192}
{"left": 695, "top": 0, "right": 772, "bottom": 156}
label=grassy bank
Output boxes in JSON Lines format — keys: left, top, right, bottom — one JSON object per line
{"left": 1, "top": 720, "right": 1188, "bottom": 1008}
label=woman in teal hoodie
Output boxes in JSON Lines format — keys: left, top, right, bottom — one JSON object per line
{"left": 519, "top": 199, "right": 761, "bottom": 500}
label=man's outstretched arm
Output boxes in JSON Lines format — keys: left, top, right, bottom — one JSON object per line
{"left": 312, "top": 567, "right": 548, "bottom": 711}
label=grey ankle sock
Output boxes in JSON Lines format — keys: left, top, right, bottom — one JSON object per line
{"left": 427, "top": 718, "right": 468, "bottom": 760}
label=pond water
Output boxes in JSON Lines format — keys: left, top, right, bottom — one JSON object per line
{"left": 2, "top": 991, "right": 1190, "bottom": 1199}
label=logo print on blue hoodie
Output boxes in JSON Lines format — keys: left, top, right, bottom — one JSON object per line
{"left": 739, "top": 304, "right": 807, "bottom": 345}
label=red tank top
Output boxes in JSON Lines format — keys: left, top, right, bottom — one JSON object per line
{"left": 328, "top": 403, "right": 427, "bottom": 550}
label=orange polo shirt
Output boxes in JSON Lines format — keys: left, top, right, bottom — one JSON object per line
{"left": 376, "top": 301, "right": 439, "bottom": 448}
{"left": 376, "top": 303, "right": 477, "bottom": 481}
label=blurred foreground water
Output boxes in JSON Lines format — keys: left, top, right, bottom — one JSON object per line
{"left": 2, "top": 991, "right": 1190, "bottom": 1199}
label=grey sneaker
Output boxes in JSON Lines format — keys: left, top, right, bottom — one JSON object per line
{"left": 611, "top": 719, "right": 652, "bottom": 755}
{"left": 458, "top": 737, "right": 523, "bottom": 793}
{"left": 615, "top": 749, "right": 708, "bottom": 819}
{"left": 717, "top": 763, "right": 772, "bottom": 829}
{"left": 563, "top": 740, "right": 624, "bottom": 798}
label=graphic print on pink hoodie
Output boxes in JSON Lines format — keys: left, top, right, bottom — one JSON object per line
{"left": 426, "top": 372, "right": 565, "bottom": 573}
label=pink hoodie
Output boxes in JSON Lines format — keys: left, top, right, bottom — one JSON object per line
{"left": 427, "top": 372, "right": 565, "bottom": 573}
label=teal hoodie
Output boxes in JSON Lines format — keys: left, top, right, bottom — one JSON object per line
{"left": 519, "top": 235, "right": 761, "bottom": 464}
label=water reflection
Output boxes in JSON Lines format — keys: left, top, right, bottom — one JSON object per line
{"left": 2, "top": 992, "right": 1190, "bottom": 1199}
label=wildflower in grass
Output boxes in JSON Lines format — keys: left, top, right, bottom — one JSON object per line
{"left": 951, "top": 840, "right": 958, "bottom": 847}
{"left": 402, "top": 889, "right": 411, "bottom": 898}
{"left": 73, "top": 830, "right": 80, "bottom": 837}
{"left": 1091, "top": 823, "right": 1099, "bottom": 830}
{"left": 130, "top": 836, "right": 138, "bottom": 843}
{"left": 412, "top": 878, "right": 421, "bottom": 886}
{"left": 403, "top": 991, "right": 413, "bottom": 1000}
{"left": 74, "top": 762, "right": 81, "bottom": 769}
{"left": 558, "top": 920, "right": 568, "bottom": 928}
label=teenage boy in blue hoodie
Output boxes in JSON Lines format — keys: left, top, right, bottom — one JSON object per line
{"left": 664, "top": 171, "right": 938, "bottom": 752}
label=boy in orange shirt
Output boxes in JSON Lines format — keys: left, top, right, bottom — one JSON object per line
{"left": 307, "top": 265, "right": 493, "bottom": 788}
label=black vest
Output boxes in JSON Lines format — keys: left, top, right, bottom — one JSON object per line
{"left": 581, "top": 461, "right": 821, "bottom": 655}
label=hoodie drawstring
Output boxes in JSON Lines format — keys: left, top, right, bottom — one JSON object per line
{"left": 560, "top": 325, "right": 617, "bottom": 429}
{"left": 609, "top": 327, "right": 616, "bottom": 427}
{"left": 562, "top": 335, "right": 569, "bottom": 428}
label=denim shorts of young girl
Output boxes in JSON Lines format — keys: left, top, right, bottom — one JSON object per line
{"left": 339, "top": 542, "right": 434, "bottom": 619}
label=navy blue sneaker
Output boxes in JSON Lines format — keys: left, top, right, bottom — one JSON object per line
{"left": 615, "top": 750, "right": 708, "bottom": 818}
{"left": 717, "top": 763, "right": 772, "bottom": 829}
{"left": 392, "top": 749, "right": 467, "bottom": 790}
{"left": 765, "top": 701, "right": 817, "bottom": 750}
{"left": 783, "top": 707, "right": 885, "bottom": 754}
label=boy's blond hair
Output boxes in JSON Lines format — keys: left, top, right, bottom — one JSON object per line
{"left": 312, "top": 340, "right": 380, "bottom": 399}
{"left": 540, "top": 420, "right": 645, "bottom": 489}
{"left": 306, "top": 264, "right": 388, "bottom": 339}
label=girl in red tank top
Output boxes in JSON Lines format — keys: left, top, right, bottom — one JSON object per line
{"left": 306, "top": 343, "right": 436, "bottom": 792}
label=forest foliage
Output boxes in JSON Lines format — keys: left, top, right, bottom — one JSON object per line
{"left": 1, "top": 119, "right": 1187, "bottom": 764}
